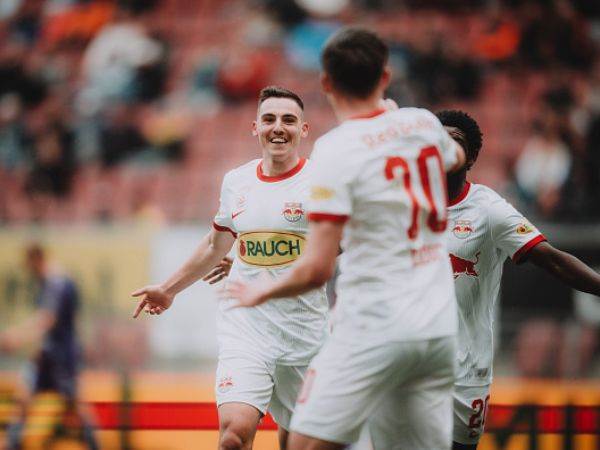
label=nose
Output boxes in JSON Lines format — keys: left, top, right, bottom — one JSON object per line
{"left": 273, "top": 118, "right": 285, "bottom": 134}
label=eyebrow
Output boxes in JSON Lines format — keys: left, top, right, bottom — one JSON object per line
{"left": 260, "top": 113, "right": 299, "bottom": 121}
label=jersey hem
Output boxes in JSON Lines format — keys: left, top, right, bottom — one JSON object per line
{"left": 308, "top": 212, "right": 349, "bottom": 223}
{"left": 512, "top": 234, "right": 546, "bottom": 262}
{"left": 213, "top": 222, "right": 237, "bottom": 238}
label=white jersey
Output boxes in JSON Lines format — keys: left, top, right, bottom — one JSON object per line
{"left": 308, "top": 107, "right": 459, "bottom": 341}
{"left": 214, "top": 158, "right": 329, "bottom": 365}
{"left": 447, "top": 182, "right": 546, "bottom": 386}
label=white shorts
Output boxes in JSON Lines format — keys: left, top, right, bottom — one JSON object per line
{"left": 452, "top": 384, "right": 491, "bottom": 445}
{"left": 291, "top": 333, "right": 456, "bottom": 449}
{"left": 215, "top": 349, "right": 307, "bottom": 430}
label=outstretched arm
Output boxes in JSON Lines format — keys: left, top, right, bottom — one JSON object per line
{"left": 227, "top": 220, "right": 343, "bottom": 307}
{"left": 525, "top": 241, "right": 600, "bottom": 296}
{"left": 132, "top": 228, "right": 235, "bottom": 317}
{"left": 0, "top": 309, "right": 56, "bottom": 353}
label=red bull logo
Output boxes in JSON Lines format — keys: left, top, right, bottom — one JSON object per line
{"left": 452, "top": 220, "right": 474, "bottom": 239}
{"left": 449, "top": 252, "right": 480, "bottom": 278}
{"left": 283, "top": 202, "right": 304, "bottom": 223}
{"left": 218, "top": 376, "right": 234, "bottom": 393}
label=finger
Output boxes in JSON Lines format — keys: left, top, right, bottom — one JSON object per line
{"left": 133, "top": 300, "right": 147, "bottom": 318}
{"left": 131, "top": 287, "right": 148, "bottom": 297}
{"left": 202, "top": 268, "right": 221, "bottom": 282}
{"left": 208, "top": 274, "right": 225, "bottom": 285}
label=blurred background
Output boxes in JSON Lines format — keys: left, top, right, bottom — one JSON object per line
{"left": 0, "top": 0, "right": 599, "bottom": 449}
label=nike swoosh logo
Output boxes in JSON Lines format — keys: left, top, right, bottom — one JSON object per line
{"left": 232, "top": 210, "right": 245, "bottom": 219}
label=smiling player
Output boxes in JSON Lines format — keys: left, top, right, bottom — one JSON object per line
{"left": 131, "top": 86, "right": 329, "bottom": 450}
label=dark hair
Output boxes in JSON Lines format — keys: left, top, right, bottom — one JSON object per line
{"left": 321, "top": 27, "right": 389, "bottom": 99}
{"left": 258, "top": 86, "right": 304, "bottom": 110}
{"left": 436, "top": 110, "right": 483, "bottom": 168}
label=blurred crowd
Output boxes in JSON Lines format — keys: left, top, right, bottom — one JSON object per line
{"left": 0, "top": 0, "right": 599, "bottom": 222}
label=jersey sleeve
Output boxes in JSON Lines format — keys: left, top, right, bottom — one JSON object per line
{"left": 488, "top": 195, "right": 546, "bottom": 263}
{"left": 213, "top": 172, "right": 237, "bottom": 237}
{"left": 39, "top": 280, "right": 63, "bottom": 315}
{"left": 307, "top": 139, "right": 352, "bottom": 223}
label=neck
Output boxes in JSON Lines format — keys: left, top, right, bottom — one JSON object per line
{"left": 261, "top": 154, "right": 300, "bottom": 177}
{"left": 447, "top": 170, "right": 468, "bottom": 203}
{"left": 330, "top": 92, "right": 384, "bottom": 123}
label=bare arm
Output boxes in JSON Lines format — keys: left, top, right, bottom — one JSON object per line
{"left": 0, "top": 310, "right": 56, "bottom": 352}
{"left": 132, "top": 228, "right": 235, "bottom": 317}
{"left": 227, "top": 220, "right": 343, "bottom": 307}
{"left": 525, "top": 241, "right": 600, "bottom": 296}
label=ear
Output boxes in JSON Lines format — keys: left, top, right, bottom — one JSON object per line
{"left": 252, "top": 120, "right": 258, "bottom": 136}
{"left": 300, "top": 121, "right": 309, "bottom": 138}
{"left": 321, "top": 73, "right": 333, "bottom": 94}
{"left": 379, "top": 66, "right": 391, "bottom": 91}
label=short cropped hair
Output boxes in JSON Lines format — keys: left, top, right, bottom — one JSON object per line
{"left": 436, "top": 109, "right": 483, "bottom": 168}
{"left": 321, "top": 27, "right": 389, "bottom": 99}
{"left": 258, "top": 86, "right": 304, "bottom": 111}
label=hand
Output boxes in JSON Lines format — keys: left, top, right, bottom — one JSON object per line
{"left": 131, "top": 284, "right": 175, "bottom": 318}
{"left": 203, "top": 257, "right": 233, "bottom": 284}
{"left": 0, "top": 332, "right": 18, "bottom": 353}
{"left": 224, "top": 280, "right": 269, "bottom": 308}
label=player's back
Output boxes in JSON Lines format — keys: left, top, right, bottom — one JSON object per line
{"left": 309, "top": 107, "right": 459, "bottom": 341}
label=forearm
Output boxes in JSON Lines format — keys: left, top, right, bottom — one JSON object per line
{"left": 162, "top": 233, "right": 231, "bottom": 296}
{"left": 533, "top": 249, "right": 600, "bottom": 296}
{"left": 257, "top": 261, "right": 326, "bottom": 304}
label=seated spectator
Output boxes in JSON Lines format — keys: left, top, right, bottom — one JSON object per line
{"left": 99, "top": 104, "right": 147, "bottom": 167}
{"left": 24, "top": 121, "right": 75, "bottom": 198}
{"left": 79, "top": 5, "right": 164, "bottom": 111}
{"left": 515, "top": 114, "right": 572, "bottom": 218}
{"left": 0, "top": 94, "right": 31, "bottom": 170}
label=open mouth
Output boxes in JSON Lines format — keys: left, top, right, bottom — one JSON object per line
{"left": 270, "top": 137, "right": 288, "bottom": 144}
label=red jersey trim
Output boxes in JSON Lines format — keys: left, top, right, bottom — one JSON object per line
{"left": 348, "top": 108, "right": 386, "bottom": 120}
{"left": 257, "top": 158, "right": 306, "bottom": 182}
{"left": 512, "top": 234, "right": 547, "bottom": 263}
{"left": 308, "top": 213, "right": 349, "bottom": 223}
{"left": 448, "top": 182, "right": 471, "bottom": 207}
{"left": 212, "top": 222, "right": 237, "bottom": 238}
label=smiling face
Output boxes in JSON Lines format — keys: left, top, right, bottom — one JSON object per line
{"left": 253, "top": 97, "right": 308, "bottom": 163}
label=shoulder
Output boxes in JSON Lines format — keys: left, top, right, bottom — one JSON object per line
{"left": 222, "top": 159, "right": 261, "bottom": 185}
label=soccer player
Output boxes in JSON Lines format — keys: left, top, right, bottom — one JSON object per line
{"left": 0, "top": 244, "right": 99, "bottom": 450}
{"left": 131, "top": 86, "right": 329, "bottom": 450}
{"left": 435, "top": 109, "right": 600, "bottom": 450}
{"left": 227, "top": 27, "right": 466, "bottom": 450}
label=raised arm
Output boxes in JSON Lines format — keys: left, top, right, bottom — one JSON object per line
{"left": 132, "top": 228, "right": 235, "bottom": 317}
{"left": 524, "top": 241, "right": 600, "bottom": 296}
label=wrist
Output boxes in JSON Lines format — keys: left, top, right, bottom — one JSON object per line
{"left": 161, "top": 283, "right": 178, "bottom": 299}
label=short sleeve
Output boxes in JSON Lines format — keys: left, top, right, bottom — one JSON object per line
{"left": 39, "top": 280, "right": 63, "bottom": 314}
{"left": 307, "top": 139, "right": 352, "bottom": 223}
{"left": 213, "top": 172, "right": 237, "bottom": 237}
{"left": 488, "top": 195, "right": 546, "bottom": 263}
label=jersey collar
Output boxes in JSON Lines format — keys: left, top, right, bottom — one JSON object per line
{"left": 448, "top": 182, "right": 471, "bottom": 207}
{"left": 257, "top": 158, "right": 306, "bottom": 182}
{"left": 348, "top": 108, "right": 387, "bottom": 120}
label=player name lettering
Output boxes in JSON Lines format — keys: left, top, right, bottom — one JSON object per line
{"left": 238, "top": 231, "right": 305, "bottom": 267}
